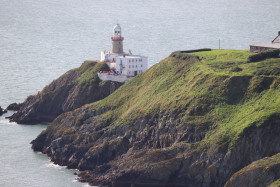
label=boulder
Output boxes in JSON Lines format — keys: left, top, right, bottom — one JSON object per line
{"left": 7, "top": 103, "right": 22, "bottom": 111}
{"left": 0, "top": 106, "right": 7, "bottom": 116}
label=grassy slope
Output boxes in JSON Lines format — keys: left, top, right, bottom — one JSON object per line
{"left": 83, "top": 50, "right": 280, "bottom": 151}
{"left": 76, "top": 60, "right": 109, "bottom": 86}
{"left": 192, "top": 50, "right": 280, "bottom": 149}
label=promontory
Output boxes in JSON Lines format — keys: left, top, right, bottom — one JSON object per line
{"left": 11, "top": 49, "right": 280, "bottom": 186}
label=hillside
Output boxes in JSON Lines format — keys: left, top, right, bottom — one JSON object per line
{"left": 9, "top": 61, "right": 123, "bottom": 124}
{"left": 31, "top": 49, "right": 280, "bottom": 186}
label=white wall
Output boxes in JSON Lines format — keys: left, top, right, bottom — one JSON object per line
{"left": 98, "top": 73, "right": 131, "bottom": 83}
{"left": 101, "top": 51, "right": 148, "bottom": 77}
{"left": 100, "top": 51, "right": 118, "bottom": 62}
{"left": 115, "top": 56, "right": 148, "bottom": 76}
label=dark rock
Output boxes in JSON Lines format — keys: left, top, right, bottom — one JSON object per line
{"left": 32, "top": 106, "right": 280, "bottom": 187}
{"left": 0, "top": 106, "right": 7, "bottom": 116}
{"left": 7, "top": 103, "right": 22, "bottom": 111}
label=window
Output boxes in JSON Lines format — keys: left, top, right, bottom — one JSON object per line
{"left": 136, "top": 65, "right": 137, "bottom": 68}
{"left": 141, "top": 64, "right": 142, "bottom": 67}
{"left": 136, "top": 59, "right": 137, "bottom": 62}
{"left": 132, "top": 59, "right": 134, "bottom": 62}
{"left": 129, "top": 60, "right": 130, "bottom": 62}
{"left": 129, "top": 65, "right": 131, "bottom": 68}
{"left": 132, "top": 65, "right": 134, "bottom": 68}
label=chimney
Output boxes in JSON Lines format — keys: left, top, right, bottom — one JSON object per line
{"left": 278, "top": 31, "right": 280, "bottom": 35}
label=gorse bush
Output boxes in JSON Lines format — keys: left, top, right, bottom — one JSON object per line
{"left": 177, "top": 48, "right": 212, "bottom": 53}
{"left": 253, "top": 68, "right": 280, "bottom": 76}
{"left": 169, "top": 48, "right": 211, "bottom": 60}
{"left": 248, "top": 49, "right": 280, "bottom": 63}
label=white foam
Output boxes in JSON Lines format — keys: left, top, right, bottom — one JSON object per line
{"left": 45, "top": 162, "right": 64, "bottom": 169}
{"left": 72, "top": 178, "right": 79, "bottom": 183}
{"left": 0, "top": 111, "right": 16, "bottom": 124}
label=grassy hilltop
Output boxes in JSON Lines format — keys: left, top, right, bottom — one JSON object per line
{"left": 32, "top": 49, "right": 280, "bottom": 186}
{"left": 86, "top": 49, "right": 280, "bottom": 151}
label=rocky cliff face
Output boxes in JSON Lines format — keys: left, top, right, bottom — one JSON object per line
{"left": 225, "top": 153, "right": 280, "bottom": 187}
{"left": 9, "top": 61, "right": 123, "bottom": 124}
{"left": 31, "top": 50, "right": 280, "bottom": 186}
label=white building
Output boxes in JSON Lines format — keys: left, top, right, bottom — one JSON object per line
{"left": 250, "top": 31, "right": 280, "bottom": 52}
{"left": 99, "top": 24, "right": 148, "bottom": 82}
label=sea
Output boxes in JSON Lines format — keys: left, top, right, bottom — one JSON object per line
{"left": 0, "top": 0, "right": 279, "bottom": 186}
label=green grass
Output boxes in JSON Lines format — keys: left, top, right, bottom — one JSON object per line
{"left": 189, "top": 49, "right": 280, "bottom": 76}
{"left": 269, "top": 178, "right": 280, "bottom": 187}
{"left": 81, "top": 49, "right": 280, "bottom": 151}
{"left": 76, "top": 61, "right": 109, "bottom": 86}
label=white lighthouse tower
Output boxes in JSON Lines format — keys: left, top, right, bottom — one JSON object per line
{"left": 111, "top": 24, "right": 124, "bottom": 53}
{"left": 99, "top": 24, "right": 148, "bottom": 83}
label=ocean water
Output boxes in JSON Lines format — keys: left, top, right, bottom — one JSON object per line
{"left": 0, "top": 0, "right": 279, "bottom": 186}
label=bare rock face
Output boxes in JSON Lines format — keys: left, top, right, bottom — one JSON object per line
{"left": 9, "top": 61, "right": 123, "bottom": 124}
{"left": 7, "top": 103, "right": 22, "bottom": 111}
{"left": 31, "top": 108, "right": 280, "bottom": 187}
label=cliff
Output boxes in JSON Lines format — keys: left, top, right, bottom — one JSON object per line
{"left": 9, "top": 61, "right": 123, "bottom": 124}
{"left": 225, "top": 153, "right": 280, "bottom": 187}
{"left": 31, "top": 49, "right": 280, "bottom": 186}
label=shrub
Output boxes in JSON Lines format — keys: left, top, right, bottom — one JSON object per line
{"left": 248, "top": 49, "right": 280, "bottom": 63}
{"left": 230, "top": 67, "right": 243, "bottom": 72}
{"left": 253, "top": 68, "right": 280, "bottom": 76}
{"left": 177, "top": 48, "right": 212, "bottom": 53}
{"left": 169, "top": 49, "right": 211, "bottom": 60}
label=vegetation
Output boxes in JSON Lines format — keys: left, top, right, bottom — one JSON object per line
{"left": 170, "top": 48, "right": 211, "bottom": 55}
{"left": 82, "top": 49, "right": 280, "bottom": 151}
{"left": 248, "top": 49, "right": 280, "bottom": 63}
{"left": 76, "top": 61, "right": 109, "bottom": 86}
{"left": 269, "top": 178, "right": 280, "bottom": 187}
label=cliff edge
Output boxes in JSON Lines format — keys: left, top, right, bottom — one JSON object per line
{"left": 31, "top": 49, "right": 280, "bottom": 186}
{"left": 10, "top": 61, "right": 123, "bottom": 124}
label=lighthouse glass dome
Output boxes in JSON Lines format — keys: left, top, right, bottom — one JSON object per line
{"left": 113, "top": 24, "right": 121, "bottom": 36}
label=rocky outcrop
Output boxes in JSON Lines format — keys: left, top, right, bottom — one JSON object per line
{"left": 225, "top": 153, "right": 280, "bottom": 187}
{"left": 0, "top": 106, "right": 7, "bottom": 116}
{"left": 31, "top": 107, "right": 280, "bottom": 187}
{"left": 9, "top": 61, "right": 123, "bottom": 124}
{"left": 31, "top": 50, "right": 280, "bottom": 186}
{"left": 7, "top": 103, "right": 22, "bottom": 111}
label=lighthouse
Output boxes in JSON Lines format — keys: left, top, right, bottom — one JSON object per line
{"left": 111, "top": 24, "right": 124, "bottom": 53}
{"left": 99, "top": 24, "right": 148, "bottom": 82}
